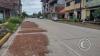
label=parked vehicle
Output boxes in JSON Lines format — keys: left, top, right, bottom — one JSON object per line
{"left": 39, "top": 16, "right": 43, "bottom": 19}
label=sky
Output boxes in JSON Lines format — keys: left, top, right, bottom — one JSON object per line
{"left": 21, "top": 0, "right": 42, "bottom": 15}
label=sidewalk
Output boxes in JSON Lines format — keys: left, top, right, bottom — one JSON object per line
{"left": 0, "top": 21, "right": 48, "bottom": 56}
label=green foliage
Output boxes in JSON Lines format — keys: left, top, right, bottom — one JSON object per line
{"left": 22, "top": 12, "right": 28, "bottom": 17}
{"left": 5, "top": 22, "right": 17, "bottom": 32}
{"left": 0, "top": 20, "right": 3, "bottom": 24}
{"left": 37, "top": 11, "right": 42, "bottom": 18}
{"left": 8, "top": 17, "right": 21, "bottom": 24}
{"left": 4, "top": 16, "right": 23, "bottom": 32}
{"left": 93, "top": 8, "right": 100, "bottom": 18}
{"left": 32, "top": 13, "right": 38, "bottom": 18}
{"left": 68, "top": 16, "right": 80, "bottom": 22}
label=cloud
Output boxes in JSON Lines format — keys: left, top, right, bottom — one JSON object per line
{"left": 22, "top": 0, "right": 42, "bottom": 15}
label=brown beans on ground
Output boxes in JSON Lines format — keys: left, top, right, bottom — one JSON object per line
{"left": 7, "top": 34, "right": 48, "bottom": 56}
{"left": 5, "top": 21, "right": 48, "bottom": 56}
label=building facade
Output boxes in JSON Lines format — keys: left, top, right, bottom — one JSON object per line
{"left": 41, "top": 0, "right": 65, "bottom": 20}
{"left": 42, "top": 0, "right": 100, "bottom": 22}
{"left": 0, "top": 0, "right": 22, "bottom": 20}
{"left": 84, "top": 0, "right": 100, "bottom": 21}
{"left": 60, "top": 0, "right": 83, "bottom": 20}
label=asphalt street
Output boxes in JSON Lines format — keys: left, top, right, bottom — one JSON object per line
{"left": 26, "top": 18, "right": 100, "bottom": 56}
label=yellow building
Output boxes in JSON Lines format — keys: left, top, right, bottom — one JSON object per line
{"left": 60, "top": 0, "right": 88, "bottom": 21}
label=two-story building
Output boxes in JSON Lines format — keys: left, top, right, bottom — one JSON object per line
{"left": 0, "top": 0, "right": 22, "bottom": 20}
{"left": 60, "top": 0, "right": 83, "bottom": 20}
{"left": 60, "top": 0, "right": 100, "bottom": 22}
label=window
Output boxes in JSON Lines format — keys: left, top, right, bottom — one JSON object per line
{"left": 75, "top": 0, "right": 81, "bottom": 4}
{"left": 66, "top": 2, "right": 70, "bottom": 7}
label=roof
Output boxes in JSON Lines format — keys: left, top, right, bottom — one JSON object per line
{"left": 0, "top": 0, "right": 21, "bottom": 9}
{"left": 59, "top": 7, "right": 71, "bottom": 14}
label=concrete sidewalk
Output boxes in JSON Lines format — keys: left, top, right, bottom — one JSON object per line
{"left": 26, "top": 18, "right": 100, "bottom": 56}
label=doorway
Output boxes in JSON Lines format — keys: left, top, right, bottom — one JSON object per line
{"left": 90, "top": 10, "right": 95, "bottom": 21}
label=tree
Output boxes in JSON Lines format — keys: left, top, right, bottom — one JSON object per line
{"left": 22, "top": 12, "right": 28, "bottom": 17}
{"left": 93, "top": 8, "right": 100, "bottom": 22}
{"left": 32, "top": 13, "right": 38, "bottom": 18}
{"left": 37, "top": 11, "right": 42, "bottom": 18}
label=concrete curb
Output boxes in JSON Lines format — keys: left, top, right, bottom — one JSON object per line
{"left": 0, "top": 33, "right": 11, "bottom": 47}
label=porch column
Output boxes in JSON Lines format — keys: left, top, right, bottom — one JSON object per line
{"left": 81, "top": 9, "right": 86, "bottom": 20}
{"left": 74, "top": 10, "right": 77, "bottom": 18}
{"left": 65, "top": 13, "right": 69, "bottom": 20}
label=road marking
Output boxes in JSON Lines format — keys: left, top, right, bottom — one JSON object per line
{"left": 79, "top": 39, "right": 91, "bottom": 51}
{"left": 81, "top": 41, "right": 85, "bottom": 48}
{"left": 59, "top": 41, "right": 81, "bottom": 56}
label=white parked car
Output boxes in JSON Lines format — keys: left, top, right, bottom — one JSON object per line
{"left": 39, "top": 16, "right": 43, "bottom": 19}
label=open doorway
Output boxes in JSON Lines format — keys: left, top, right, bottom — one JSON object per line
{"left": 90, "top": 10, "right": 95, "bottom": 21}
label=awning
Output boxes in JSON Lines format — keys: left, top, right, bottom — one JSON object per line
{"left": 59, "top": 7, "right": 71, "bottom": 14}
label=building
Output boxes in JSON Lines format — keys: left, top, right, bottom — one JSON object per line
{"left": 41, "top": 0, "right": 49, "bottom": 18}
{"left": 41, "top": 0, "right": 65, "bottom": 20}
{"left": 83, "top": 0, "right": 100, "bottom": 21}
{"left": 60, "top": 0, "right": 100, "bottom": 22}
{"left": 41, "top": 0, "right": 100, "bottom": 22}
{"left": 0, "top": 0, "right": 22, "bottom": 20}
{"left": 60, "top": 0, "right": 83, "bottom": 20}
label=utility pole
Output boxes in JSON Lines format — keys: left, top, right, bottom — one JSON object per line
{"left": 80, "top": 0, "right": 82, "bottom": 20}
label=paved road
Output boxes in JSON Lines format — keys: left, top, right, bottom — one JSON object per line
{"left": 26, "top": 18, "right": 100, "bottom": 56}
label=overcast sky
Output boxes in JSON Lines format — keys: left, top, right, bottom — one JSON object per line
{"left": 21, "top": 0, "right": 42, "bottom": 15}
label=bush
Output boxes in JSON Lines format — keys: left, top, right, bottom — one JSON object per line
{"left": 8, "top": 17, "right": 21, "bottom": 24}
{"left": 5, "top": 22, "right": 17, "bottom": 32}
{"left": 0, "top": 20, "right": 3, "bottom": 24}
{"left": 68, "top": 16, "right": 80, "bottom": 22}
{"left": 4, "top": 16, "right": 23, "bottom": 32}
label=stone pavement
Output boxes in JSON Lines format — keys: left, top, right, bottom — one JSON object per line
{"left": 26, "top": 18, "right": 100, "bottom": 56}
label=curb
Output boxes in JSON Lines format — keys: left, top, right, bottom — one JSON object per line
{"left": 0, "top": 33, "right": 11, "bottom": 47}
